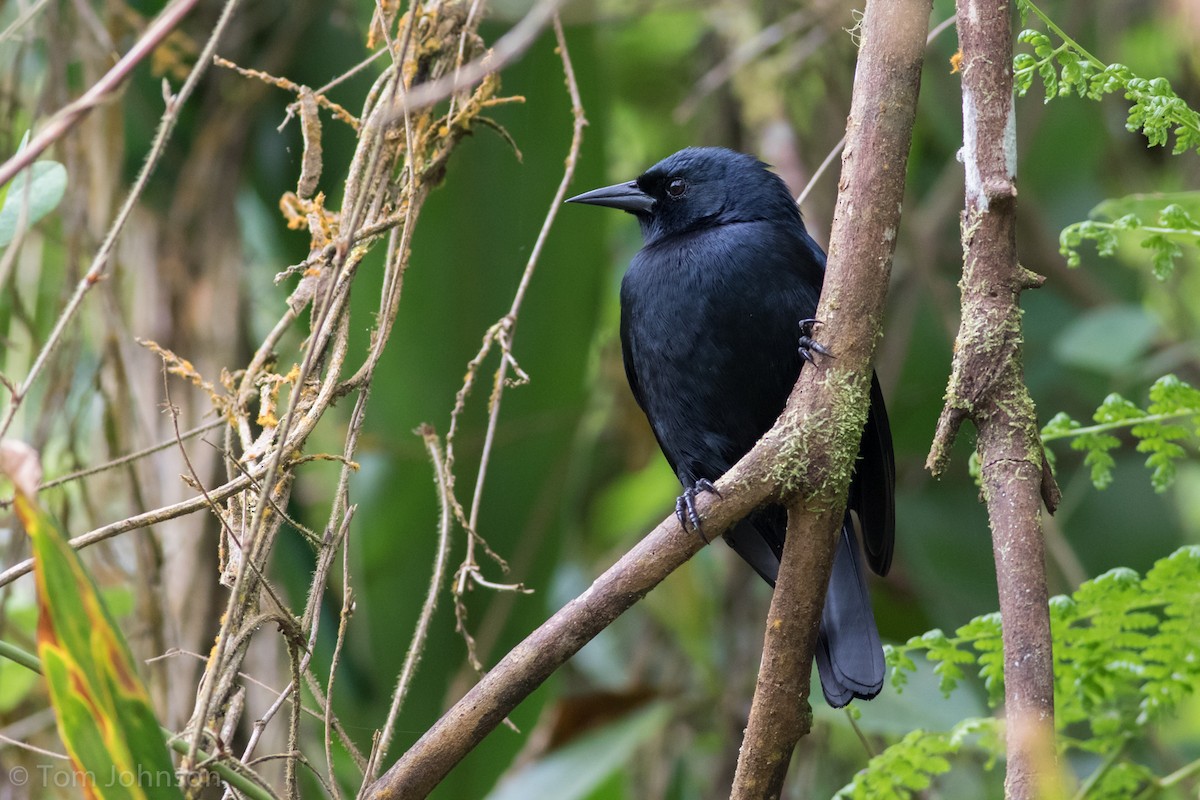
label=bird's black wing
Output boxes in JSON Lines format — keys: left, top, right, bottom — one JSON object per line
{"left": 722, "top": 510, "right": 786, "bottom": 585}
{"left": 618, "top": 277, "right": 683, "bottom": 480}
{"left": 618, "top": 300, "right": 646, "bottom": 415}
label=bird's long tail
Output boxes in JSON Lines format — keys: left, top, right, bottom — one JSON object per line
{"left": 814, "top": 521, "right": 885, "bottom": 707}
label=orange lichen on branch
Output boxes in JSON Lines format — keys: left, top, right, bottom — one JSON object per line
{"left": 255, "top": 364, "right": 300, "bottom": 429}
{"left": 137, "top": 338, "right": 232, "bottom": 419}
{"left": 368, "top": 0, "right": 405, "bottom": 49}
{"left": 279, "top": 191, "right": 338, "bottom": 249}
{"left": 214, "top": 56, "right": 360, "bottom": 129}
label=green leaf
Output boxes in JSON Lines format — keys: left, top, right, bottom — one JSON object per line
{"left": 1159, "top": 202, "right": 1199, "bottom": 229}
{"left": 1014, "top": 53, "right": 1037, "bottom": 96}
{"left": 832, "top": 657, "right": 987, "bottom": 738}
{"left": 1041, "top": 412, "right": 1080, "bottom": 439}
{"left": 1043, "top": 376, "right": 1200, "bottom": 492}
{"left": 1057, "top": 193, "right": 1200, "bottom": 278}
{"left": 0, "top": 160, "right": 68, "bottom": 248}
{"left": 1014, "top": 12, "right": 1200, "bottom": 154}
{"left": 833, "top": 719, "right": 1001, "bottom": 799}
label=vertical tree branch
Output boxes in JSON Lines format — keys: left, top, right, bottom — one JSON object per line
{"left": 729, "top": 508, "right": 839, "bottom": 797}
{"left": 730, "top": 0, "right": 930, "bottom": 796}
{"left": 928, "top": 1, "right": 1061, "bottom": 797}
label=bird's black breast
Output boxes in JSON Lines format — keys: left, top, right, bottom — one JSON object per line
{"left": 619, "top": 219, "right": 825, "bottom": 485}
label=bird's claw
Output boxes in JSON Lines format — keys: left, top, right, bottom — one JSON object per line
{"left": 798, "top": 318, "right": 834, "bottom": 365}
{"left": 675, "top": 478, "right": 721, "bottom": 541}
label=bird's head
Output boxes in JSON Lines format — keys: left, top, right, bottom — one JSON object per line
{"left": 566, "top": 147, "right": 802, "bottom": 244}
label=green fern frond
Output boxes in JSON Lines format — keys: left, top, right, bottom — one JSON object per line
{"left": 878, "top": 547, "right": 1200, "bottom": 797}
{"left": 1041, "top": 376, "right": 1200, "bottom": 492}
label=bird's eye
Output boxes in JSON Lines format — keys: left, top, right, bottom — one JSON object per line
{"left": 666, "top": 177, "right": 687, "bottom": 198}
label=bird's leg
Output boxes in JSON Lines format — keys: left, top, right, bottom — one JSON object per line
{"left": 798, "top": 318, "right": 834, "bottom": 365}
{"left": 675, "top": 478, "right": 721, "bottom": 540}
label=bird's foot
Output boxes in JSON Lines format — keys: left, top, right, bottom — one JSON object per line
{"left": 675, "top": 479, "right": 721, "bottom": 541}
{"left": 798, "top": 318, "right": 834, "bottom": 365}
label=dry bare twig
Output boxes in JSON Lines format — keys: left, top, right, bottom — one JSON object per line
{"left": 169, "top": 2, "right": 533, "bottom": 791}
{"left": 795, "top": 14, "right": 957, "bottom": 209}
{"left": 362, "top": 426, "right": 455, "bottom": 786}
{"left": 0, "top": 0, "right": 606, "bottom": 797}
{"left": 379, "top": 0, "right": 564, "bottom": 120}
{"left": 440, "top": 11, "right": 586, "bottom": 672}
{"left": 0, "top": 472, "right": 258, "bottom": 589}
{"left": 0, "top": 0, "right": 203, "bottom": 188}
{"left": 1, "top": 1, "right": 561, "bottom": 795}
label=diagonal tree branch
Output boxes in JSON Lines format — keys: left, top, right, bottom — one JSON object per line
{"left": 0, "top": 0, "right": 203, "bottom": 189}
{"left": 928, "top": 1, "right": 1061, "bottom": 797}
{"left": 364, "top": 457, "right": 760, "bottom": 798}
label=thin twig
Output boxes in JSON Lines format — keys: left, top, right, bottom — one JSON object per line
{"left": 323, "top": 528, "right": 354, "bottom": 800}
{"left": 159, "top": 366, "right": 297, "bottom": 634}
{"left": 368, "top": 427, "right": 456, "bottom": 783}
{"left": 443, "top": 14, "right": 587, "bottom": 647}
{"left": 213, "top": 56, "right": 360, "bottom": 129}
{"left": 380, "top": 0, "right": 563, "bottom": 121}
{"left": 37, "top": 419, "right": 225, "bottom": 492}
{"left": 0, "top": 0, "right": 55, "bottom": 44}
{"left": 188, "top": 296, "right": 350, "bottom": 768}
{"left": 185, "top": 0, "right": 499, "bottom": 781}
{"left": 362, "top": 496, "right": 720, "bottom": 798}
{"left": 796, "top": 134, "right": 846, "bottom": 207}
{"left": 674, "top": 9, "right": 812, "bottom": 122}
{"left": 0, "top": 472, "right": 257, "bottom": 590}
{"left": 0, "top": 732, "right": 68, "bottom": 761}
{"left": 0, "top": 0, "right": 203, "bottom": 188}
{"left": 795, "top": 14, "right": 956, "bottom": 208}
{"left": 0, "top": 0, "right": 241, "bottom": 442}
{"left": 235, "top": 507, "right": 364, "bottom": 775}
{"left": 444, "top": 0, "right": 487, "bottom": 128}
{"left": 295, "top": 48, "right": 389, "bottom": 116}
{"left": 148, "top": 648, "right": 335, "bottom": 725}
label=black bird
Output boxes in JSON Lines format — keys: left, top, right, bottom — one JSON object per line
{"left": 567, "top": 147, "right": 895, "bottom": 707}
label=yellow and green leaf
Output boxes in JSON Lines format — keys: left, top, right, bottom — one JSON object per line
{"left": 11, "top": 485, "right": 183, "bottom": 800}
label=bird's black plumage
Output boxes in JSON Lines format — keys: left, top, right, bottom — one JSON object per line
{"left": 568, "top": 147, "right": 895, "bottom": 707}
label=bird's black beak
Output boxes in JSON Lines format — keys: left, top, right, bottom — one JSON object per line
{"left": 565, "top": 180, "right": 655, "bottom": 214}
